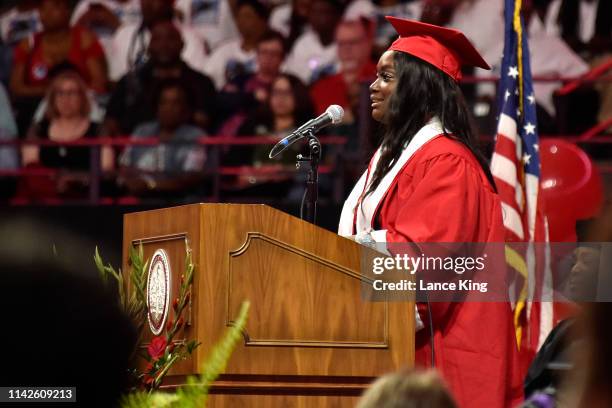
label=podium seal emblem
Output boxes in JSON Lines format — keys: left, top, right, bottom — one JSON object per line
{"left": 147, "top": 249, "right": 172, "bottom": 335}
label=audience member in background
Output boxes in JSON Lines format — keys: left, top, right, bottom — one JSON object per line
{"left": 343, "top": 0, "right": 376, "bottom": 21}
{"left": 0, "top": 0, "right": 41, "bottom": 45}
{"left": 71, "top": 0, "right": 142, "bottom": 62}
{"left": 119, "top": 81, "right": 207, "bottom": 196}
{"left": 175, "top": 0, "right": 240, "bottom": 51}
{"left": 217, "top": 30, "right": 286, "bottom": 135}
{"left": 543, "top": 0, "right": 612, "bottom": 129}
{"left": 223, "top": 73, "right": 313, "bottom": 194}
{"left": 10, "top": 0, "right": 108, "bottom": 135}
{"left": 0, "top": 83, "right": 18, "bottom": 172}
{"left": 204, "top": 0, "right": 269, "bottom": 90}
{"left": 429, "top": 0, "right": 590, "bottom": 133}
{"left": 284, "top": 0, "right": 344, "bottom": 84}
{"left": 356, "top": 370, "right": 458, "bottom": 408}
{"left": 543, "top": 0, "right": 611, "bottom": 60}
{"left": 20, "top": 70, "right": 112, "bottom": 198}
{"left": 109, "top": 0, "right": 207, "bottom": 81}
{"left": 310, "top": 19, "right": 375, "bottom": 121}
{"left": 0, "top": 81, "right": 18, "bottom": 199}
{"left": 521, "top": 215, "right": 610, "bottom": 407}
{"left": 373, "top": 0, "right": 422, "bottom": 56}
{"left": 310, "top": 18, "right": 376, "bottom": 171}
{"left": 103, "top": 20, "right": 216, "bottom": 136}
{"left": 569, "top": 303, "right": 612, "bottom": 408}
{"left": 269, "top": 0, "right": 311, "bottom": 50}
{"left": 0, "top": 219, "right": 137, "bottom": 407}
{"left": 549, "top": 209, "right": 612, "bottom": 408}
{"left": 0, "top": 0, "right": 41, "bottom": 84}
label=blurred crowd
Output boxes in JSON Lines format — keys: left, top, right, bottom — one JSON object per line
{"left": 0, "top": 0, "right": 609, "bottom": 201}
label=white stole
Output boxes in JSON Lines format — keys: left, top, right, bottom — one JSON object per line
{"left": 338, "top": 118, "right": 445, "bottom": 238}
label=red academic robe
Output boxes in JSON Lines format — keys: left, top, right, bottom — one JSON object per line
{"left": 372, "top": 136, "right": 522, "bottom": 408}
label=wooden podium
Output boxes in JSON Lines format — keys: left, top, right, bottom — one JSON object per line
{"left": 123, "top": 203, "right": 414, "bottom": 407}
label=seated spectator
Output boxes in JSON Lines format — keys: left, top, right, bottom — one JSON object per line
{"left": 310, "top": 18, "right": 375, "bottom": 166}
{"left": 71, "top": 0, "right": 142, "bottom": 62}
{"left": 271, "top": 0, "right": 373, "bottom": 51}
{"left": 20, "top": 70, "right": 112, "bottom": 198}
{"left": 310, "top": 19, "right": 375, "bottom": 121}
{"left": 543, "top": 0, "right": 611, "bottom": 60}
{"left": 175, "top": 0, "right": 240, "bottom": 51}
{"left": 217, "top": 30, "right": 286, "bottom": 135}
{"left": 0, "top": 82, "right": 18, "bottom": 199}
{"left": 10, "top": 0, "right": 108, "bottom": 135}
{"left": 0, "top": 0, "right": 41, "bottom": 84}
{"left": 356, "top": 369, "right": 458, "bottom": 408}
{"left": 429, "top": 0, "right": 590, "bottom": 132}
{"left": 343, "top": 0, "right": 376, "bottom": 21}
{"left": 269, "top": 0, "right": 311, "bottom": 50}
{"left": 543, "top": 0, "right": 611, "bottom": 130}
{"left": 372, "top": 0, "right": 422, "bottom": 55}
{"left": 102, "top": 20, "right": 216, "bottom": 136}
{"left": 0, "top": 82, "right": 18, "bottom": 171}
{"left": 223, "top": 73, "right": 313, "bottom": 194}
{"left": 118, "top": 81, "right": 207, "bottom": 196}
{"left": 0, "top": 0, "right": 41, "bottom": 46}
{"left": 109, "top": 0, "right": 207, "bottom": 81}
{"left": 204, "top": 0, "right": 269, "bottom": 90}
{"left": 284, "top": 0, "right": 344, "bottom": 84}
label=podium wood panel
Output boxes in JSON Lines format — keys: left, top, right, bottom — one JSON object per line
{"left": 123, "top": 204, "right": 414, "bottom": 407}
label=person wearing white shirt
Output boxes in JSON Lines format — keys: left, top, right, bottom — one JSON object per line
{"left": 204, "top": 0, "right": 269, "bottom": 89}
{"left": 542, "top": 0, "right": 611, "bottom": 126}
{"left": 284, "top": 0, "right": 344, "bottom": 84}
{"left": 71, "top": 0, "right": 142, "bottom": 63}
{"left": 269, "top": 0, "right": 310, "bottom": 49}
{"left": 270, "top": 0, "right": 374, "bottom": 50}
{"left": 0, "top": 0, "right": 41, "bottom": 45}
{"left": 373, "top": 0, "right": 422, "bottom": 53}
{"left": 0, "top": 0, "right": 41, "bottom": 84}
{"left": 543, "top": 0, "right": 611, "bottom": 58}
{"left": 108, "top": 0, "right": 207, "bottom": 81}
{"left": 468, "top": 3, "right": 589, "bottom": 118}
{"left": 174, "top": 0, "right": 240, "bottom": 52}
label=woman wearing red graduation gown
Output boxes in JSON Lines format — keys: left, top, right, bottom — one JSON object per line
{"left": 338, "top": 17, "right": 521, "bottom": 408}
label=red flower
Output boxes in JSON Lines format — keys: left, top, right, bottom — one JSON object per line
{"left": 144, "top": 374, "right": 154, "bottom": 385}
{"left": 147, "top": 336, "right": 167, "bottom": 361}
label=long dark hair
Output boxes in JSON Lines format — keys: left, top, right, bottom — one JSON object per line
{"left": 365, "top": 52, "right": 496, "bottom": 196}
{"left": 252, "top": 73, "right": 314, "bottom": 128}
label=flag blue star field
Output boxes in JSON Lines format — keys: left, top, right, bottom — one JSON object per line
{"left": 490, "top": 0, "right": 551, "bottom": 355}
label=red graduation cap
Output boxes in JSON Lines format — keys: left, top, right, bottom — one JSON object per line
{"left": 385, "top": 16, "right": 490, "bottom": 82}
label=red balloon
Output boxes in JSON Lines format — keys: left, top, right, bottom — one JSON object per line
{"left": 540, "top": 138, "right": 603, "bottom": 241}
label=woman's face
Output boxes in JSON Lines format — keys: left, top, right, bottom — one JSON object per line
{"left": 53, "top": 78, "right": 83, "bottom": 119}
{"left": 369, "top": 50, "right": 397, "bottom": 123}
{"left": 270, "top": 77, "right": 295, "bottom": 118}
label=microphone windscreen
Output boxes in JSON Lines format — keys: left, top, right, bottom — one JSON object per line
{"left": 326, "top": 105, "right": 344, "bottom": 124}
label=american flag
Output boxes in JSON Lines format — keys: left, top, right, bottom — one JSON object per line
{"left": 490, "top": 0, "right": 552, "bottom": 360}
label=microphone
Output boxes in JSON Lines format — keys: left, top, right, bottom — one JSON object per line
{"left": 269, "top": 105, "right": 344, "bottom": 159}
